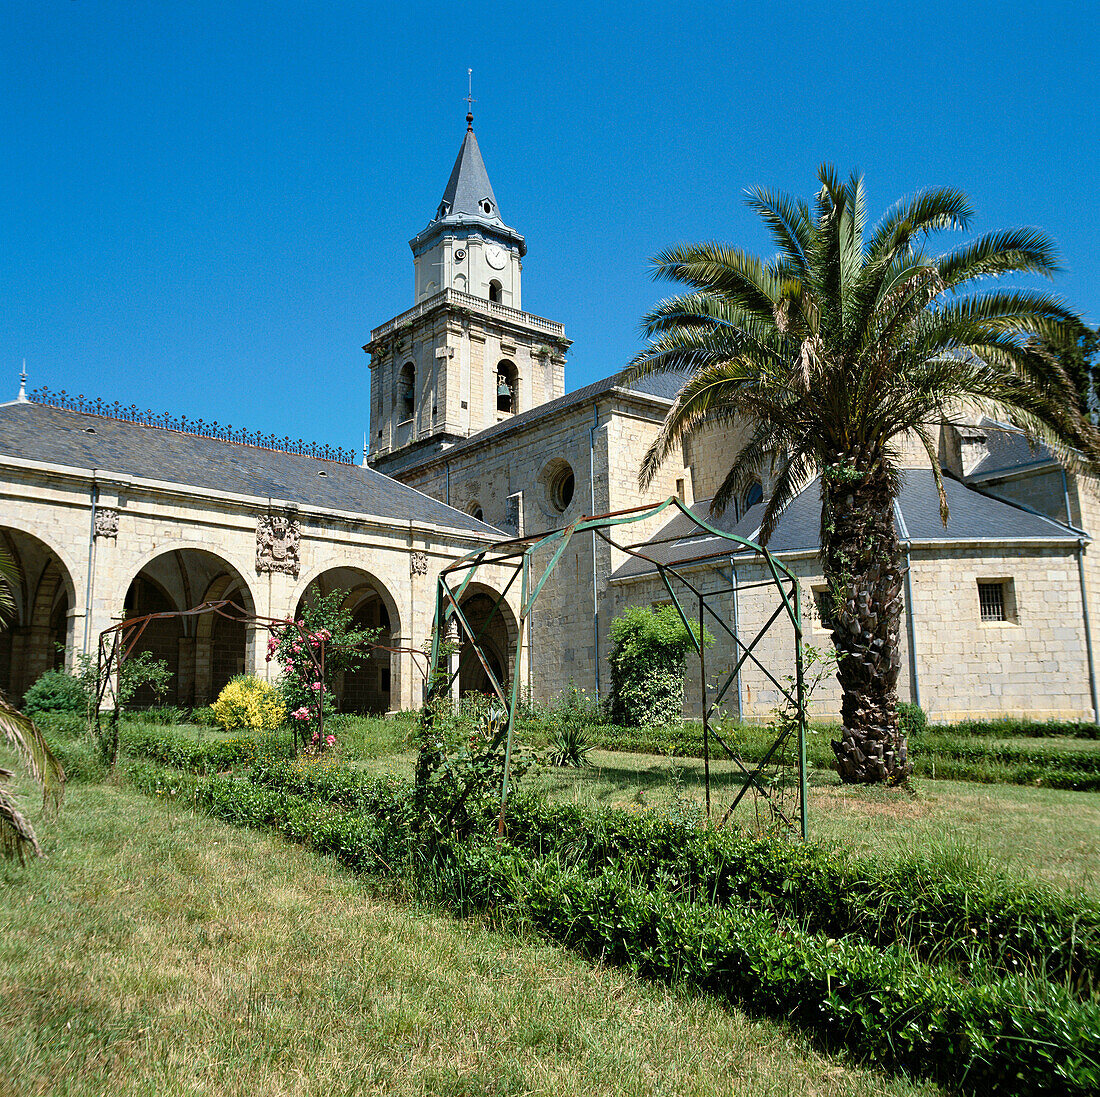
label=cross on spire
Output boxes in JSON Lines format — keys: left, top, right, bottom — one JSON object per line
{"left": 465, "top": 68, "right": 476, "bottom": 129}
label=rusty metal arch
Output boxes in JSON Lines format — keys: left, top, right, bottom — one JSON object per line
{"left": 427, "top": 496, "right": 810, "bottom": 839}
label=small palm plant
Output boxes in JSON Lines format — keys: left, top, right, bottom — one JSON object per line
{"left": 0, "top": 548, "right": 65, "bottom": 860}
{"left": 628, "top": 166, "right": 1100, "bottom": 784}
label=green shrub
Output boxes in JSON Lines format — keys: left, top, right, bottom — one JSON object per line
{"left": 242, "top": 760, "right": 1100, "bottom": 995}
{"left": 44, "top": 736, "right": 107, "bottom": 783}
{"left": 211, "top": 674, "right": 285, "bottom": 733}
{"left": 120, "top": 723, "right": 294, "bottom": 774}
{"left": 132, "top": 704, "right": 187, "bottom": 726}
{"left": 898, "top": 701, "right": 928, "bottom": 734}
{"left": 943, "top": 717, "right": 1100, "bottom": 740}
{"left": 608, "top": 606, "right": 710, "bottom": 727}
{"left": 547, "top": 723, "right": 591, "bottom": 768}
{"left": 188, "top": 705, "right": 220, "bottom": 728}
{"left": 22, "top": 669, "right": 88, "bottom": 716}
{"left": 29, "top": 711, "right": 86, "bottom": 740}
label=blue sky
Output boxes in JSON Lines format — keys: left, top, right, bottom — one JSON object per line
{"left": 3, "top": 1, "right": 1097, "bottom": 457}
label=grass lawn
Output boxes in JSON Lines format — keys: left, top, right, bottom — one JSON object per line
{"left": 329, "top": 724, "right": 1100, "bottom": 897}
{"left": 0, "top": 774, "right": 941, "bottom": 1097}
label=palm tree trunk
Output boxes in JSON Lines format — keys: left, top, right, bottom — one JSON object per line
{"left": 820, "top": 465, "right": 912, "bottom": 784}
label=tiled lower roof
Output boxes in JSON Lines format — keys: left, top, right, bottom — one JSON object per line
{"left": 967, "top": 418, "right": 1058, "bottom": 479}
{"left": 0, "top": 400, "right": 501, "bottom": 536}
{"left": 612, "top": 469, "right": 1080, "bottom": 580}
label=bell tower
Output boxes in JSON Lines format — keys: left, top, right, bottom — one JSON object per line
{"left": 366, "top": 111, "right": 570, "bottom": 471}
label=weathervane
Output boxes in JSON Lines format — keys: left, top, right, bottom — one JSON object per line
{"left": 466, "top": 68, "right": 476, "bottom": 128}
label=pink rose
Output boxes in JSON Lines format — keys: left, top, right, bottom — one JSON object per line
{"left": 325, "top": 734, "right": 336, "bottom": 746}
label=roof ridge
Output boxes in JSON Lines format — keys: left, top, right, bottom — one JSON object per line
{"left": 26, "top": 388, "right": 358, "bottom": 465}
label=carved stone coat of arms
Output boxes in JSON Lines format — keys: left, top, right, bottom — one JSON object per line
{"left": 256, "top": 514, "right": 301, "bottom": 577}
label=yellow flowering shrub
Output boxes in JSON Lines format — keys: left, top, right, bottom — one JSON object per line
{"left": 211, "top": 674, "right": 285, "bottom": 733}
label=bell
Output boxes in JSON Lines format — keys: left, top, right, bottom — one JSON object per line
{"left": 497, "top": 380, "right": 511, "bottom": 398}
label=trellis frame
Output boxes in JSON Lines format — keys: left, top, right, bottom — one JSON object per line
{"left": 427, "top": 496, "right": 810, "bottom": 839}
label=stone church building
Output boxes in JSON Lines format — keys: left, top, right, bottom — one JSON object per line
{"left": 2, "top": 116, "right": 1097, "bottom": 722}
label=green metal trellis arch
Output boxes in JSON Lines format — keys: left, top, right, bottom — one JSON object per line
{"left": 427, "top": 496, "right": 810, "bottom": 838}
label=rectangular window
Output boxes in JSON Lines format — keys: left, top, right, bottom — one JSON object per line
{"left": 813, "top": 588, "right": 836, "bottom": 632}
{"left": 978, "top": 581, "right": 1007, "bottom": 622}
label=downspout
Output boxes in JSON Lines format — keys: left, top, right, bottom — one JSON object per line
{"left": 1062, "top": 468, "right": 1074, "bottom": 526}
{"left": 82, "top": 476, "right": 99, "bottom": 656}
{"left": 728, "top": 557, "right": 743, "bottom": 719}
{"left": 445, "top": 459, "right": 451, "bottom": 507}
{"left": 1077, "top": 539, "right": 1099, "bottom": 724}
{"left": 590, "top": 402, "right": 600, "bottom": 695}
{"left": 893, "top": 500, "right": 921, "bottom": 711}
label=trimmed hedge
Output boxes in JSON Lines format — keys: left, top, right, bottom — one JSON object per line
{"left": 590, "top": 721, "right": 1100, "bottom": 789}
{"left": 247, "top": 760, "right": 1100, "bottom": 995}
{"left": 157, "top": 770, "right": 1100, "bottom": 1097}
{"left": 119, "top": 723, "right": 295, "bottom": 774}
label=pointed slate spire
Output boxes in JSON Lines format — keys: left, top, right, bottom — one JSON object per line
{"left": 410, "top": 117, "right": 526, "bottom": 257}
{"left": 435, "top": 124, "right": 502, "bottom": 226}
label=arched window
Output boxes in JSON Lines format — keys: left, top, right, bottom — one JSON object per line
{"left": 398, "top": 363, "right": 415, "bottom": 420}
{"left": 743, "top": 481, "right": 763, "bottom": 509}
{"left": 469, "top": 502, "right": 484, "bottom": 522}
{"left": 496, "top": 360, "right": 518, "bottom": 414}
{"left": 488, "top": 279, "right": 502, "bottom": 304}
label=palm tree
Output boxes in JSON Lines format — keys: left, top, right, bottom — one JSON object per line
{"left": 0, "top": 547, "right": 64, "bottom": 860}
{"left": 627, "top": 166, "right": 1100, "bottom": 784}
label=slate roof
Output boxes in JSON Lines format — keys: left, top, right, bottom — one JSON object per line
{"left": 968, "top": 418, "right": 1058, "bottom": 479}
{"left": 612, "top": 469, "right": 1079, "bottom": 580}
{"left": 0, "top": 400, "right": 501, "bottom": 536}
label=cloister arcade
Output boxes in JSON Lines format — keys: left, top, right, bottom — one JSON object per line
{"left": 0, "top": 527, "right": 76, "bottom": 699}
{"left": 456, "top": 583, "right": 518, "bottom": 698}
{"left": 121, "top": 549, "right": 257, "bottom": 707}
{"left": 294, "top": 566, "right": 401, "bottom": 714}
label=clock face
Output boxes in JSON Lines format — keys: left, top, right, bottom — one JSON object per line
{"left": 485, "top": 244, "right": 507, "bottom": 270}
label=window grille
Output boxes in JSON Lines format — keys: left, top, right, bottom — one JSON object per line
{"left": 978, "top": 581, "right": 1007, "bottom": 622}
{"left": 814, "top": 589, "right": 836, "bottom": 631}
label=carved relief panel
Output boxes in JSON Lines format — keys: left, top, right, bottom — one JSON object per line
{"left": 256, "top": 514, "right": 301, "bottom": 577}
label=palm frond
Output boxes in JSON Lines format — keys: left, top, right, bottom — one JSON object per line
{"left": 744, "top": 187, "right": 811, "bottom": 273}
{"left": 0, "top": 779, "right": 42, "bottom": 864}
{"left": 0, "top": 690, "right": 64, "bottom": 817}
{"left": 0, "top": 547, "right": 16, "bottom": 625}
{"left": 757, "top": 451, "right": 816, "bottom": 546}
{"left": 936, "top": 228, "right": 1059, "bottom": 287}
{"left": 650, "top": 244, "right": 780, "bottom": 320}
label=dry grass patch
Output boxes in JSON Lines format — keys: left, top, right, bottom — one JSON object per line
{"left": 0, "top": 779, "right": 939, "bottom": 1097}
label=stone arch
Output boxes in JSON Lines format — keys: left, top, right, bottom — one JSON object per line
{"left": 496, "top": 359, "right": 518, "bottom": 414}
{"left": 456, "top": 581, "right": 519, "bottom": 698}
{"left": 0, "top": 527, "right": 78, "bottom": 700}
{"left": 121, "top": 547, "right": 257, "bottom": 708}
{"left": 292, "top": 565, "right": 402, "bottom": 714}
{"left": 397, "top": 362, "right": 415, "bottom": 420}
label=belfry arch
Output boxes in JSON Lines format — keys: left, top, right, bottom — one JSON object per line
{"left": 0, "top": 528, "right": 77, "bottom": 700}
{"left": 294, "top": 566, "right": 401, "bottom": 714}
{"left": 121, "top": 548, "right": 256, "bottom": 707}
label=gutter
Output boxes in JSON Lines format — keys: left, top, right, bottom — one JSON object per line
{"left": 728, "top": 557, "right": 743, "bottom": 718}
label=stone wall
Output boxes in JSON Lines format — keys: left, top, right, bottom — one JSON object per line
{"left": 390, "top": 388, "right": 690, "bottom": 702}
{"left": 608, "top": 541, "right": 1093, "bottom": 724}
